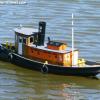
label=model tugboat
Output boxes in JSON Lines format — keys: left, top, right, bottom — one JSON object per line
{"left": 0, "top": 20, "right": 100, "bottom": 76}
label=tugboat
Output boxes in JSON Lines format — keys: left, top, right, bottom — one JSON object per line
{"left": 0, "top": 19, "right": 100, "bottom": 76}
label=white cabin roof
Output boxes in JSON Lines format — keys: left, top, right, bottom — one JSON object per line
{"left": 14, "top": 27, "right": 38, "bottom": 35}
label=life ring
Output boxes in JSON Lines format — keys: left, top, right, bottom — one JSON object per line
{"left": 8, "top": 53, "right": 13, "bottom": 62}
{"left": 41, "top": 64, "right": 48, "bottom": 74}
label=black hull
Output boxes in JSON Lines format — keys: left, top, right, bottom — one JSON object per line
{"left": 10, "top": 53, "right": 100, "bottom": 76}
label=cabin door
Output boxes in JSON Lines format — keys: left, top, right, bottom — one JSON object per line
{"left": 18, "top": 37, "right": 23, "bottom": 55}
{"left": 72, "top": 51, "right": 78, "bottom": 66}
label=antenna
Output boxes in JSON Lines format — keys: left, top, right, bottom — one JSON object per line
{"left": 72, "top": 13, "right": 74, "bottom": 66}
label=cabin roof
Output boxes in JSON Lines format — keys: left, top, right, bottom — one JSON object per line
{"left": 30, "top": 43, "right": 77, "bottom": 54}
{"left": 14, "top": 27, "right": 38, "bottom": 36}
{"left": 47, "top": 41, "right": 66, "bottom": 47}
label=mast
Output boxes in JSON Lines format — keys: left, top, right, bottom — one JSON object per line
{"left": 72, "top": 13, "right": 74, "bottom": 66}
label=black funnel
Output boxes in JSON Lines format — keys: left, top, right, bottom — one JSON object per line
{"left": 38, "top": 21, "right": 46, "bottom": 46}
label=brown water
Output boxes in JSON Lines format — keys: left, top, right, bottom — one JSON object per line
{"left": 0, "top": 0, "right": 100, "bottom": 100}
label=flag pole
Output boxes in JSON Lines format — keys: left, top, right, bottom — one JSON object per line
{"left": 72, "top": 13, "right": 74, "bottom": 66}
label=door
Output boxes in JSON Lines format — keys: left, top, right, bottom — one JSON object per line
{"left": 18, "top": 36, "right": 23, "bottom": 55}
{"left": 71, "top": 51, "right": 78, "bottom": 66}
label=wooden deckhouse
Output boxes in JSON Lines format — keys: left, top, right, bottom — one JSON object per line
{"left": 14, "top": 22, "right": 79, "bottom": 67}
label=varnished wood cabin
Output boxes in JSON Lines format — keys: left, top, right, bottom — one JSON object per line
{"left": 14, "top": 22, "right": 79, "bottom": 67}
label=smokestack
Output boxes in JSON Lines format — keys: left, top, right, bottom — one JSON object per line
{"left": 38, "top": 21, "right": 46, "bottom": 46}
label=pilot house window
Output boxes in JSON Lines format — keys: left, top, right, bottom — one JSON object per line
{"left": 19, "top": 37, "right": 22, "bottom": 43}
{"left": 30, "top": 37, "right": 33, "bottom": 43}
{"left": 23, "top": 38, "right": 26, "bottom": 44}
